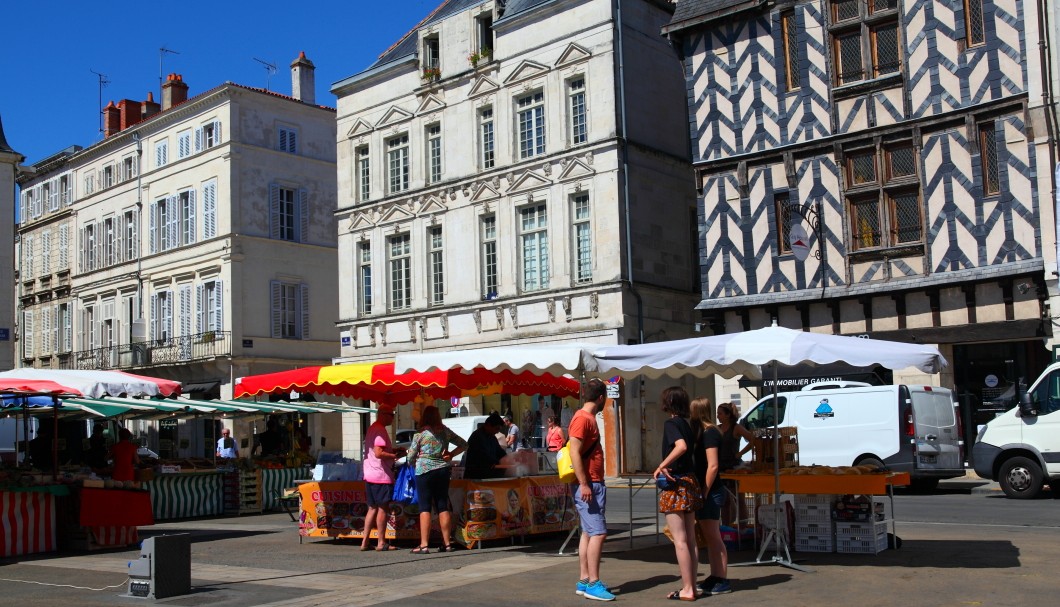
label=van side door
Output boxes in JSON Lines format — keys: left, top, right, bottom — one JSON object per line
{"left": 910, "top": 388, "right": 961, "bottom": 471}
{"left": 1025, "top": 370, "right": 1060, "bottom": 477}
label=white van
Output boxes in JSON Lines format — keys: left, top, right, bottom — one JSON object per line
{"left": 739, "top": 382, "right": 964, "bottom": 490}
{"left": 973, "top": 361, "right": 1060, "bottom": 499}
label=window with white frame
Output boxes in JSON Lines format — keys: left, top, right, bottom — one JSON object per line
{"left": 56, "top": 303, "right": 72, "bottom": 353}
{"left": 45, "top": 180, "right": 59, "bottom": 212}
{"left": 479, "top": 107, "right": 495, "bottom": 169}
{"left": 270, "top": 184, "right": 307, "bottom": 243}
{"left": 83, "top": 303, "right": 97, "bottom": 349}
{"left": 103, "top": 216, "right": 117, "bottom": 267}
{"left": 123, "top": 209, "right": 137, "bottom": 261}
{"left": 122, "top": 155, "right": 137, "bottom": 181}
{"left": 517, "top": 91, "right": 546, "bottom": 159}
{"left": 83, "top": 171, "right": 95, "bottom": 196}
{"left": 572, "top": 193, "right": 592, "bottom": 283}
{"left": 59, "top": 174, "right": 72, "bottom": 206}
{"left": 177, "top": 130, "right": 192, "bottom": 159}
{"left": 196, "top": 121, "right": 221, "bottom": 151}
{"left": 476, "top": 13, "right": 494, "bottom": 54}
{"left": 101, "top": 298, "right": 115, "bottom": 350}
{"left": 389, "top": 234, "right": 412, "bottom": 310}
{"left": 519, "top": 203, "right": 549, "bottom": 291}
{"left": 356, "top": 146, "right": 371, "bottom": 202}
{"left": 426, "top": 124, "right": 442, "bottom": 184}
{"left": 423, "top": 34, "right": 440, "bottom": 69}
{"left": 387, "top": 134, "right": 410, "bottom": 194}
{"left": 270, "top": 280, "right": 309, "bottom": 339}
{"left": 359, "top": 242, "right": 373, "bottom": 315}
{"left": 155, "top": 140, "right": 169, "bottom": 168}
{"left": 202, "top": 179, "right": 217, "bottom": 239}
{"left": 198, "top": 279, "right": 224, "bottom": 333}
{"left": 80, "top": 223, "right": 95, "bottom": 272}
{"left": 103, "top": 164, "right": 115, "bottom": 189}
{"left": 151, "top": 291, "right": 172, "bottom": 342}
{"left": 568, "top": 78, "right": 587, "bottom": 145}
{"left": 428, "top": 226, "right": 444, "bottom": 305}
{"left": 481, "top": 215, "right": 498, "bottom": 299}
{"left": 150, "top": 196, "right": 177, "bottom": 253}
{"left": 279, "top": 126, "right": 298, "bottom": 154}
{"left": 178, "top": 190, "right": 196, "bottom": 246}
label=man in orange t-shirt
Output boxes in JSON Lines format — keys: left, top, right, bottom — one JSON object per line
{"left": 569, "top": 378, "right": 613, "bottom": 601}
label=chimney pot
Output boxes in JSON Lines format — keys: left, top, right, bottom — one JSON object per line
{"left": 161, "top": 74, "right": 189, "bottom": 111}
{"left": 291, "top": 52, "right": 316, "bottom": 104}
{"left": 103, "top": 101, "right": 121, "bottom": 137}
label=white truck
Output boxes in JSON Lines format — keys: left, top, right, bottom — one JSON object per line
{"left": 740, "top": 382, "right": 965, "bottom": 491}
{"left": 972, "top": 361, "right": 1060, "bottom": 498}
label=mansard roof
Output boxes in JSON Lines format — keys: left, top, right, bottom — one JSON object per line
{"left": 663, "top": 0, "right": 767, "bottom": 35}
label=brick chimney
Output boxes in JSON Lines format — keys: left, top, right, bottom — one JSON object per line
{"left": 290, "top": 51, "right": 315, "bottom": 104}
{"left": 161, "top": 73, "right": 189, "bottom": 110}
{"left": 103, "top": 101, "right": 121, "bottom": 137}
{"left": 118, "top": 99, "right": 143, "bottom": 130}
{"left": 141, "top": 92, "right": 161, "bottom": 121}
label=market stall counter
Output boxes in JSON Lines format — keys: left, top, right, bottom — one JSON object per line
{"left": 298, "top": 475, "right": 576, "bottom": 548}
{"left": 1, "top": 485, "right": 67, "bottom": 557}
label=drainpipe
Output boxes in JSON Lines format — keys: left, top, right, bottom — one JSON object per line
{"left": 132, "top": 132, "right": 144, "bottom": 328}
{"left": 1037, "top": 1, "right": 1059, "bottom": 298}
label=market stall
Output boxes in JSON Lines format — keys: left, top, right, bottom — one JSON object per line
{"left": 0, "top": 485, "right": 66, "bottom": 557}
{"left": 297, "top": 475, "right": 577, "bottom": 548}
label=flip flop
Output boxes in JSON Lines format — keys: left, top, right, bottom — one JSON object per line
{"left": 667, "top": 591, "right": 697, "bottom": 602}
{"left": 375, "top": 543, "right": 399, "bottom": 551}
{"left": 410, "top": 546, "right": 430, "bottom": 554}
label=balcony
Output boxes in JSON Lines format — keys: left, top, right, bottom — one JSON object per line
{"left": 72, "top": 330, "right": 232, "bottom": 371}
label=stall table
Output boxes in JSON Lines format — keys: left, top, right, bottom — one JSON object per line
{"left": 73, "top": 486, "right": 154, "bottom": 549}
{"left": 0, "top": 485, "right": 67, "bottom": 558}
{"left": 298, "top": 476, "right": 577, "bottom": 548}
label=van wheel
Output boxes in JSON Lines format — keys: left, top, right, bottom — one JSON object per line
{"left": 999, "top": 456, "right": 1043, "bottom": 499}
{"left": 855, "top": 457, "right": 885, "bottom": 472}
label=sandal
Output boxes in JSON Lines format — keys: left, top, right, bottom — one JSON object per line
{"left": 410, "top": 546, "right": 430, "bottom": 554}
{"left": 440, "top": 544, "right": 458, "bottom": 552}
{"left": 667, "top": 590, "right": 697, "bottom": 602}
{"left": 375, "top": 543, "right": 399, "bottom": 551}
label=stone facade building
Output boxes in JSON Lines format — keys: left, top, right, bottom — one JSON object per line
{"left": 13, "top": 55, "right": 340, "bottom": 457}
{"left": 664, "top": 0, "right": 1057, "bottom": 421}
{"left": 331, "top": 0, "right": 703, "bottom": 472}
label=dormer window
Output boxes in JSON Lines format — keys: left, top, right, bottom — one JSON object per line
{"left": 476, "top": 14, "right": 494, "bottom": 54}
{"left": 423, "top": 34, "right": 440, "bottom": 69}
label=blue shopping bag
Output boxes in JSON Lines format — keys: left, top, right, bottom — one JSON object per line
{"left": 392, "top": 463, "right": 418, "bottom": 504}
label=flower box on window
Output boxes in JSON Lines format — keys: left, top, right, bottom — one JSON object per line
{"left": 421, "top": 66, "right": 441, "bottom": 82}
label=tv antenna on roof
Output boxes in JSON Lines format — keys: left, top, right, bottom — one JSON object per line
{"left": 159, "top": 46, "right": 180, "bottom": 98}
{"left": 90, "top": 69, "right": 110, "bottom": 135}
{"left": 253, "top": 58, "right": 277, "bottom": 91}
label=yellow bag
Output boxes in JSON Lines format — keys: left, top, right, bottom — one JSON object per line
{"left": 557, "top": 443, "right": 576, "bottom": 483}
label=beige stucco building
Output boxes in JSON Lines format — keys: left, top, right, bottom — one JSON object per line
{"left": 13, "top": 55, "right": 340, "bottom": 457}
{"left": 331, "top": 0, "right": 705, "bottom": 473}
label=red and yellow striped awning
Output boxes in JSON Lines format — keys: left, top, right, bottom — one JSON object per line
{"left": 234, "top": 361, "right": 579, "bottom": 405}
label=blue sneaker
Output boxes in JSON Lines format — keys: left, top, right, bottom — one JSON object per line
{"left": 707, "top": 580, "right": 732, "bottom": 595}
{"left": 576, "top": 579, "right": 588, "bottom": 596}
{"left": 582, "top": 580, "right": 616, "bottom": 601}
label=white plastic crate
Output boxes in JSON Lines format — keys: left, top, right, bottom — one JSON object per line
{"left": 795, "top": 522, "right": 833, "bottom": 538}
{"left": 795, "top": 504, "right": 832, "bottom": 524}
{"left": 793, "top": 493, "right": 834, "bottom": 506}
{"left": 835, "top": 520, "right": 888, "bottom": 539}
{"left": 836, "top": 533, "right": 888, "bottom": 554}
{"left": 795, "top": 535, "right": 834, "bottom": 553}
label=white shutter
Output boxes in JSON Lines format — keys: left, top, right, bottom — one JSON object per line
{"left": 23, "top": 235, "right": 33, "bottom": 280}
{"left": 163, "top": 293, "right": 173, "bottom": 341}
{"left": 298, "top": 188, "right": 309, "bottom": 243}
{"left": 187, "top": 190, "right": 196, "bottom": 244}
{"left": 196, "top": 284, "right": 204, "bottom": 333}
{"left": 194, "top": 127, "right": 202, "bottom": 152}
{"left": 52, "top": 304, "right": 59, "bottom": 354}
{"left": 41, "top": 306, "right": 51, "bottom": 354}
{"left": 95, "top": 221, "right": 103, "bottom": 271}
{"left": 203, "top": 181, "right": 216, "bottom": 238}
{"left": 167, "top": 196, "right": 178, "bottom": 250}
{"left": 59, "top": 225, "right": 69, "bottom": 269}
{"left": 180, "top": 286, "right": 192, "bottom": 337}
{"left": 149, "top": 202, "right": 157, "bottom": 254}
{"left": 214, "top": 279, "right": 224, "bottom": 331}
{"left": 63, "top": 306, "right": 72, "bottom": 352}
{"left": 23, "top": 310, "right": 34, "bottom": 359}
{"left": 114, "top": 215, "right": 124, "bottom": 263}
{"left": 213, "top": 121, "right": 222, "bottom": 145}
{"left": 270, "top": 280, "right": 282, "bottom": 338}
{"left": 150, "top": 294, "right": 158, "bottom": 341}
{"left": 41, "top": 232, "right": 50, "bottom": 275}
{"left": 300, "top": 283, "right": 310, "bottom": 340}
{"left": 269, "top": 184, "right": 281, "bottom": 239}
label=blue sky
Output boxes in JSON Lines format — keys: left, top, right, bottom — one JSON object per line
{"left": 1, "top": 1, "right": 439, "bottom": 166}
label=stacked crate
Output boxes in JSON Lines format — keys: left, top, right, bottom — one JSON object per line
{"left": 834, "top": 496, "right": 890, "bottom": 554}
{"left": 224, "top": 469, "right": 262, "bottom": 515}
{"left": 793, "top": 494, "right": 835, "bottom": 552}
{"left": 751, "top": 427, "right": 799, "bottom": 472}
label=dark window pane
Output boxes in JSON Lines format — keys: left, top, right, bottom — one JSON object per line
{"left": 783, "top": 12, "right": 801, "bottom": 90}
{"left": 966, "top": 0, "right": 985, "bottom": 45}
{"left": 872, "top": 0, "right": 898, "bottom": 13}
{"left": 849, "top": 151, "right": 877, "bottom": 185}
{"left": 888, "top": 145, "right": 917, "bottom": 179}
{"left": 852, "top": 199, "right": 881, "bottom": 249}
{"left": 892, "top": 192, "right": 922, "bottom": 244}
{"left": 833, "top": 0, "right": 858, "bottom": 22}
{"left": 776, "top": 194, "right": 792, "bottom": 253}
{"left": 837, "top": 33, "right": 864, "bottom": 83}
{"left": 980, "top": 124, "right": 1000, "bottom": 195}
{"left": 873, "top": 23, "right": 900, "bottom": 76}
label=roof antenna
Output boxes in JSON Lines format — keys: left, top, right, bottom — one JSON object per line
{"left": 253, "top": 58, "right": 278, "bottom": 91}
{"left": 90, "top": 69, "right": 110, "bottom": 135}
{"left": 159, "top": 46, "right": 180, "bottom": 98}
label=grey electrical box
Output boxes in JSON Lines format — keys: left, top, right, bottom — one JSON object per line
{"left": 126, "top": 534, "right": 191, "bottom": 599}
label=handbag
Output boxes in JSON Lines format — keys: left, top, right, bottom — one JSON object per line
{"left": 656, "top": 474, "right": 677, "bottom": 491}
{"left": 557, "top": 444, "right": 576, "bottom": 483}
{"left": 391, "top": 463, "right": 418, "bottom": 504}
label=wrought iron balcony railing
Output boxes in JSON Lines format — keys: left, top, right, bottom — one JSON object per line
{"left": 71, "top": 330, "right": 232, "bottom": 370}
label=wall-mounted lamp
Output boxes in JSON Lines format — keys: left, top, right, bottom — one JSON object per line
{"left": 1017, "top": 282, "right": 1031, "bottom": 295}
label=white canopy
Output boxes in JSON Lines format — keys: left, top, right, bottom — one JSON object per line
{"left": 395, "top": 341, "right": 607, "bottom": 377}
{"left": 0, "top": 369, "right": 182, "bottom": 398}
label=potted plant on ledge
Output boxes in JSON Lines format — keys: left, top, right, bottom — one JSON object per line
{"left": 421, "top": 66, "right": 441, "bottom": 83}
{"left": 469, "top": 47, "right": 493, "bottom": 68}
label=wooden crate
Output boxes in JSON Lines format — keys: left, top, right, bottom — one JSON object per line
{"left": 751, "top": 426, "right": 799, "bottom": 471}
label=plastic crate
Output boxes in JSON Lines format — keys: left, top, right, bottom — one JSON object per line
{"left": 835, "top": 520, "right": 888, "bottom": 539}
{"left": 795, "top": 522, "right": 833, "bottom": 538}
{"left": 795, "top": 504, "right": 833, "bottom": 524}
{"left": 794, "top": 493, "right": 835, "bottom": 506}
{"left": 836, "top": 533, "right": 888, "bottom": 554}
{"left": 795, "top": 535, "right": 834, "bottom": 552}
